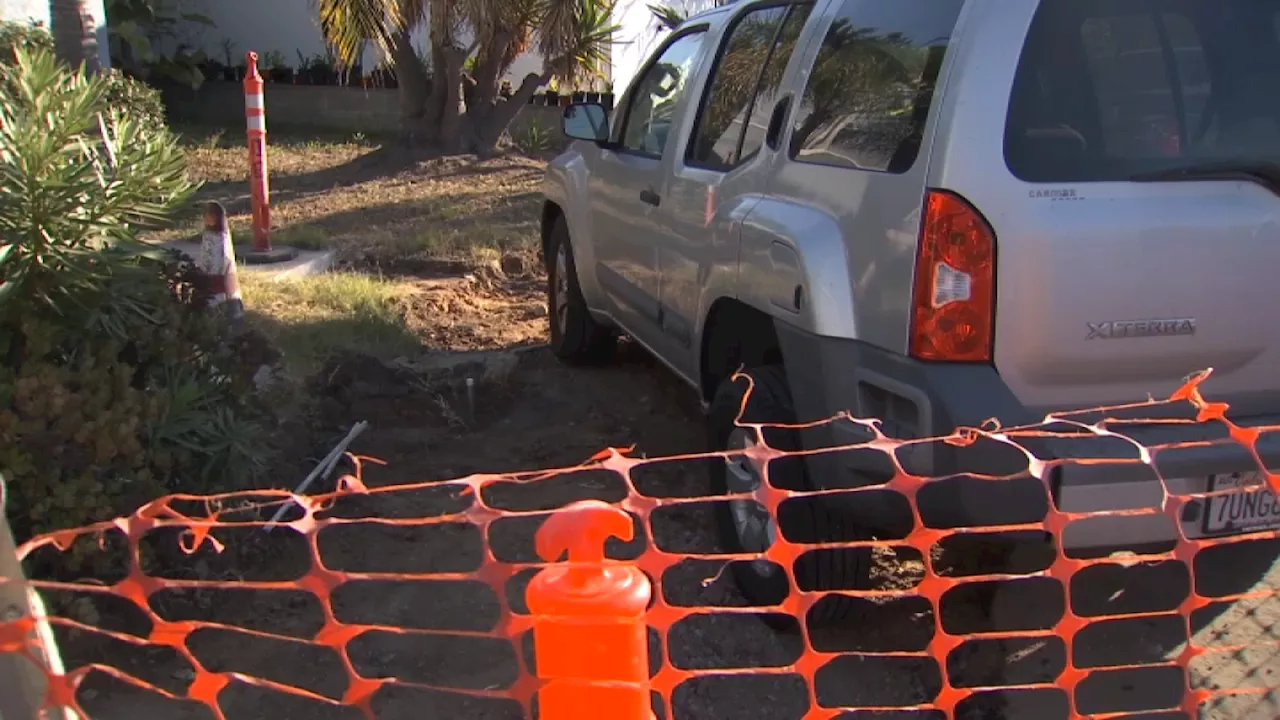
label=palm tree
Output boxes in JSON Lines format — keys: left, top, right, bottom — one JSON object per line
{"left": 648, "top": 2, "right": 686, "bottom": 30}
{"left": 317, "top": 0, "right": 617, "bottom": 153}
{"left": 49, "top": 0, "right": 100, "bottom": 73}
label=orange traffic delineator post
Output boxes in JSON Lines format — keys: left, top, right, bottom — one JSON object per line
{"left": 241, "top": 52, "right": 297, "bottom": 264}
{"left": 244, "top": 51, "right": 270, "bottom": 253}
{"left": 528, "top": 500, "right": 652, "bottom": 720}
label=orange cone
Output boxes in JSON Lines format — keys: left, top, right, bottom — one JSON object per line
{"left": 528, "top": 500, "right": 652, "bottom": 719}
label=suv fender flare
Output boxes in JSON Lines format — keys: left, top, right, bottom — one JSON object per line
{"left": 541, "top": 153, "right": 597, "bottom": 295}
{"left": 736, "top": 199, "right": 859, "bottom": 340}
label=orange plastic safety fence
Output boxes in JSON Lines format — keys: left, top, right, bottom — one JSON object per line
{"left": 2, "top": 368, "right": 1280, "bottom": 719}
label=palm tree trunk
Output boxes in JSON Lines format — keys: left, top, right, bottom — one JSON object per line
{"left": 466, "top": 70, "right": 550, "bottom": 154}
{"left": 433, "top": 45, "right": 467, "bottom": 152}
{"left": 390, "top": 28, "right": 431, "bottom": 143}
{"left": 50, "top": 0, "right": 100, "bottom": 74}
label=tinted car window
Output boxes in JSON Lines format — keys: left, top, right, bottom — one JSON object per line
{"left": 620, "top": 30, "right": 708, "bottom": 157}
{"left": 737, "top": 4, "right": 813, "bottom": 164}
{"left": 1006, "top": 0, "right": 1280, "bottom": 182}
{"left": 688, "top": 3, "right": 813, "bottom": 170}
{"left": 789, "top": 0, "right": 962, "bottom": 173}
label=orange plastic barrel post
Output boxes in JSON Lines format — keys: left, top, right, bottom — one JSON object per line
{"left": 243, "top": 51, "right": 271, "bottom": 252}
{"left": 528, "top": 500, "right": 652, "bottom": 719}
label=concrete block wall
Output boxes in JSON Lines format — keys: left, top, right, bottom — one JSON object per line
{"left": 166, "top": 81, "right": 570, "bottom": 147}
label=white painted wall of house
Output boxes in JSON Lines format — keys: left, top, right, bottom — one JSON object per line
{"left": 0, "top": 0, "right": 111, "bottom": 69}
{"left": 172, "top": 0, "right": 543, "bottom": 82}
{"left": 608, "top": 0, "right": 716, "bottom": 98}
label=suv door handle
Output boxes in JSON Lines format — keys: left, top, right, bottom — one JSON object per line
{"left": 640, "top": 189, "right": 661, "bottom": 207}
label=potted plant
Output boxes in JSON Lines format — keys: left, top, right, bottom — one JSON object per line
{"left": 295, "top": 50, "right": 313, "bottom": 84}
{"left": 311, "top": 49, "right": 337, "bottom": 85}
{"left": 221, "top": 39, "right": 239, "bottom": 81}
{"left": 261, "top": 51, "right": 292, "bottom": 83}
{"left": 544, "top": 80, "right": 560, "bottom": 108}
{"left": 370, "top": 59, "right": 397, "bottom": 89}
{"left": 571, "top": 89, "right": 587, "bottom": 103}
{"left": 200, "top": 57, "right": 224, "bottom": 83}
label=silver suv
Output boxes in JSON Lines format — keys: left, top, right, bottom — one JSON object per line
{"left": 540, "top": 0, "right": 1280, "bottom": 616}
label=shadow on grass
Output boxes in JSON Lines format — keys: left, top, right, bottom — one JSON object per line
{"left": 244, "top": 309, "right": 424, "bottom": 380}
{"left": 238, "top": 271, "right": 426, "bottom": 378}
{"left": 228, "top": 192, "right": 542, "bottom": 261}
{"left": 173, "top": 123, "right": 546, "bottom": 208}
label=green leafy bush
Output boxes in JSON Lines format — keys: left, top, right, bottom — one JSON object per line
{"left": 0, "top": 47, "right": 273, "bottom": 543}
{"left": 102, "top": 68, "right": 168, "bottom": 128}
{"left": 0, "top": 20, "right": 54, "bottom": 60}
{"left": 1, "top": 21, "right": 168, "bottom": 129}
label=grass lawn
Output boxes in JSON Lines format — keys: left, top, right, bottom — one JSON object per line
{"left": 152, "top": 125, "right": 551, "bottom": 376}
{"left": 238, "top": 272, "right": 423, "bottom": 377}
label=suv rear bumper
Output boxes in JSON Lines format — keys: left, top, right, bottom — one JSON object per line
{"left": 775, "top": 324, "right": 1280, "bottom": 552}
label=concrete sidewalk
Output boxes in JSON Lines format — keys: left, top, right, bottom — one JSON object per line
{"left": 163, "top": 239, "right": 336, "bottom": 281}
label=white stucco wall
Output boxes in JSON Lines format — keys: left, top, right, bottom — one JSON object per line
{"left": 173, "top": 0, "right": 542, "bottom": 82}
{"left": 0, "top": 0, "right": 111, "bottom": 69}
{"left": 609, "top": 0, "right": 716, "bottom": 97}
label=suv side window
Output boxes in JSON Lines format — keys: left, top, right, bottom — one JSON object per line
{"left": 788, "top": 0, "right": 964, "bottom": 173}
{"left": 687, "top": 3, "right": 813, "bottom": 170}
{"left": 618, "top": 30, "right": 708, "bottom": 157}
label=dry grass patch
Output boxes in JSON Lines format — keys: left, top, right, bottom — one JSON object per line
{"left": 157, "top": 126, "right": 552, "bottom": 379}
{"left": 241, "top": 272, "right": 423, "bottom": 378}
{"left": 149, "top": 125, "right": 546, "bottom": 269}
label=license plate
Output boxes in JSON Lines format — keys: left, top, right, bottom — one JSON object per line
{"left": 1204, "top": 471, "right": 1280, "bottom": 534}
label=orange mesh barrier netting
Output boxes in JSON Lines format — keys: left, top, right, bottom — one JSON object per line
{"left": 2, "top": 368, "right": 1280, "bottom": 719}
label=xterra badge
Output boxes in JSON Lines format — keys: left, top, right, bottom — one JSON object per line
{"left": 1086, "top": 318, "right": 1196, "bottom": 340}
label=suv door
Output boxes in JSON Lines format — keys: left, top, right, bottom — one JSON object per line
{"left": 589, "top": 29, "right": 708, "bottom": 348}
{"left": 749, "top": 0, "right": 966, "bottom": 356}
{"left": 658, "top": 1, "right": 818, "bottom": 380}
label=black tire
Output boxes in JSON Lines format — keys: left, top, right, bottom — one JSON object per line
{"left": 707, "top": 366, "right": 871, "bottom": 627}
{"left": 546, "top": 216, "right": 616, "bottom": 364}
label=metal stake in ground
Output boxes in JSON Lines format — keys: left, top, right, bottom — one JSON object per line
{"left": 242, "top": 51, "right": 297, "bottom": 265}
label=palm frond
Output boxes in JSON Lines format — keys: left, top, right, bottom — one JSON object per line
{"left": 648, "top": 2, "right": 685, "bottom": 30}
{"left": 316, "top": 0, "right": 402, "bottom": 66}
{"left": 540, "top": 0, "right": 619, "bottom": 84}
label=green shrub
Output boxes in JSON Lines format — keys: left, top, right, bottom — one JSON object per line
{"left": 0, "top": 20, "right": 54, "bottom": 62}
{"left": 102, "top": 68, "right": 168, "bottom": 129}
{"left": 0, "top": 47, "right": 273, "bottom": 543}
{"left": 1, "top": 20, "right": 168, "bottom": 129}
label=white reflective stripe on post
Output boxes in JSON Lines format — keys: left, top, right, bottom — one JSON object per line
{"left": 246, "top": 114, "right": 266, "bottom": 132}
{"left": 245, "top": 93, "right": 264, "bottom": 110}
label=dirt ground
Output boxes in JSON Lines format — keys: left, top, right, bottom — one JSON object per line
{"left": 53, "top": 270, "right": 1280, "bottom": 719}
{"left": 33, "top": 132, "right": 1280, "bottom": 719}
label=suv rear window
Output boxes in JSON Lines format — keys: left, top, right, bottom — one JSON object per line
{"left": 1006, "top": 0, "right": 1280, "bottom": 182}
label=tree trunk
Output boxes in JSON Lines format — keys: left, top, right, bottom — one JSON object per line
{"left": 390, "top": 28, "right": 431, "bottom": 144}
{"left": 471, "top": 33, "right": 509, "bottom": 119}
{"left": 426, "top": 43, "right": 449, "bottom": 132}
{"left": 50, "top": 0, "right": 99, "bottom": 74}
{"left": 465, "top": 71, "right": 551, "bottom": 155}
{"left": 434, "top": 46, "right": 467, "bottom": 153}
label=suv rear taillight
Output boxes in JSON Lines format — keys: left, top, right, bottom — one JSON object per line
{"left": 909, "top": 190, "right": 996, "bottom": 362}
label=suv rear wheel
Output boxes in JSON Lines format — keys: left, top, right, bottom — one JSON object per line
{"left": 707, "top": 366, "right": 871, "bottom": 626}
{"left": 547, "top": 217, "right": 616, "bottom": 364}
